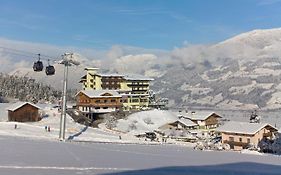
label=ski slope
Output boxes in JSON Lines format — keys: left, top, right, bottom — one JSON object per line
{"left": 0, "top": 103, "right": 281, "bottom": 174}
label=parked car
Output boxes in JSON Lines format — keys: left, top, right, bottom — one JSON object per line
{"left": 146, "top": 132, "right": 157, "bottom": 141}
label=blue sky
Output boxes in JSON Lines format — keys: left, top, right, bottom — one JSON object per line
{"left": 1, "top": 0, "right": 281, "bottom": 50}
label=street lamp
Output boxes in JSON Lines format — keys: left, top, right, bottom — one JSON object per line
{"left": 59, "top": 53, "right": 80, "bottom": 141}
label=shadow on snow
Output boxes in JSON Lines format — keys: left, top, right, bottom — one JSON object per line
{"left": 102, "top": 162, "right": 281, "bottom": 175}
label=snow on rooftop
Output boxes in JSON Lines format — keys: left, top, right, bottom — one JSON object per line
{"left": 216, "top": 121, "right": 277, "bottom": 135}
{"left": 178, "top": 118, "right": 198, "bottom": 126}
{"left": 85, "top": 67, "right": 99, "bottom": 70}
{"left": 7, "top": 102, "right": 41, "bottom": 111}
{"left": 77, "top": 90, "right": 121, "bottom": 98}
{"left": 123, "top": 74, "right": 154, "bottom": 81}
{"left": 98, "top": 73, "right": 153, "bottom": 81}
{"left": 98, "top": 73, "right": 124, "bottom": 77}
{"left": 182, "top": 111, "right": 220, "bottom": 121}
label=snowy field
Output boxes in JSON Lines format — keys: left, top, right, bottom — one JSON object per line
{"left": 0, "top": 136, "right": 280, "bottom": 175}
{"left": 0, "top": 103, "right": 281, "bottom": 174}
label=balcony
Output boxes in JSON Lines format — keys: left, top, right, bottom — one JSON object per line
{"left": 127, "top": 84, "right": 149, "bottom": 87}
{"left": 263, "top": 132, "right": 273, "bottom": 138}
{"left": 223, "top": 140, "right": 249, "bottom": 147}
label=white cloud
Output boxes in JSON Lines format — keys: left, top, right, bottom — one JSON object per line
{"left": 2, "top": 27, "right": 281, "bottom": 76}
{"left": 113, "top": 54, "right": 157, "bottom": 73}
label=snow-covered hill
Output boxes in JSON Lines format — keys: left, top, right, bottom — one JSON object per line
{"left": 211, "top": 28, "right": 281, "bottom": 59}
{"left": 152, "top": 57, "right": 281, "bottom": 110}
{"left": 150, "top": 28, "right": 281, "bottom": 110}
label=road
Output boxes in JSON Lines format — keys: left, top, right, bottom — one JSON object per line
{"left": 0, "top": 136, "right": 280, "bottom": 175}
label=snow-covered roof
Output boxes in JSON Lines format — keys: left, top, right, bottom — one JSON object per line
{"left": 77, "top": 90, "right": 121, "bottom": 98}
{"left": 98, "top": 73, "right": 153, "bottom": 81}
{"left": 183, "top": 111, "right": 221, "bottom": 121}
{"left": 7, "top": 102, "right": 41, "bottom": 111}
{"left": 120, "top": 93, "right": 149, "bottom": 97}
{"left": 123, "top": 74, "right": 154, "bottom": 81}
{"left": 158, "top": 118, "right": 197, "bottom": 130}
{"left": 82, "top": 70, "right": 153, "bottom": 81}
{"left": 216, "top": 121, "right": 278, "bottom": 135}
{"left": 85, "top": 67, "right": 99, "bottom": 71}
{"left": 178, "top": 118, "right": 198, "bottom": 127}
{"left": 80, "top": 75, "right": 86, "bottom": 79}
{"left": 98, "top": 73, "right": 124, "bottom": 77}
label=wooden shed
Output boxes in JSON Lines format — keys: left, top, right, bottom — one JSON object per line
{"left": 7, "top": 102, "right": 41, "bottom": 122}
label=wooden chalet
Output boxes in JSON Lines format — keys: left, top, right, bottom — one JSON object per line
{"left": 159, "top": 118, "right": 198, "bottom": 131}
{"left": 7, "top": 102, "right": 41, "bottom": 122}
{"left": 184, "top": 111, "right": 222, "bottom": 129}
{"left": 217, "top": 121, "right": 278, "bottom": 151}
{"left": 76, "top": 90, "right": 123, "bottom": 119}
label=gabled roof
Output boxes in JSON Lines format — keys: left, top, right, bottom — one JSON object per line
{"left": 7, "top": 102, "right": 41, "bottom": 112}
{"left": 183, "top": 111, "right": 221, "bottom": 121}
{"left": 177, "top": 118, "right": 198, "bottom": 127}
{"left": 76, "top": 90, "right": 121, "bottom": 98}
{"left": 79, "top": 75, "right": 87, "bottom": 83}
{"left": 159, "top": 118, "right": 197, "bottom": 130}
{"left": 89, "top": 73, "right": 101, "bottom": 77}
{"left": 80, "top": 75, "right": 86, "bottom": 79}
{"left": 216, "top": 121, "right": 278, "bottom": 135}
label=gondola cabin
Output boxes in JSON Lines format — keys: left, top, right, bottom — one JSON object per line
{"left": 7, "top": 102, "right": 41, "bottom": 122}
{"left": 33, "top": 61, "right": 43, "bottom": 71}
{"left": 45, "top": 65, "right": 55, "bottom": 75}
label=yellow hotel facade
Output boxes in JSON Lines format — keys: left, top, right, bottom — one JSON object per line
{"left": 79, "top": 68, "right": 153, "bottom": 111}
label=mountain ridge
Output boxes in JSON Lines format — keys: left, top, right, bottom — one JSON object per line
{"left": 6, "top": 27, "right": 281, "bottom": 110}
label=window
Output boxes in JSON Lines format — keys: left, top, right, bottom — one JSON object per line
{"left": 247, "top": 138, "right": 250, "bottom": 143}
{"left": 132, "top": 99, "right": 139, "bottom": 103}
{"left": 239, "top": 137, "right": 242, "bottom": 142}
{"left": 111, "top": 99, "right": 116, "bottom": 102}
{"left": 229, "top": 137, "right": 234, "bottom": 142}
{"left": 95, "top": 100, "right": 100, "bottom": 103}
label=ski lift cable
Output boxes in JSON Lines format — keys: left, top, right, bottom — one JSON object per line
{"left": 0, "top": 50, "right": 35, "bottom": 59}
{"left": 0, "top": 46, "right": 60, "bottom": 61}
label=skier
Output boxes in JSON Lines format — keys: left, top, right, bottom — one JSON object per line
{"left": 48, "top": 126, "right": 50, "bottom": 132}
